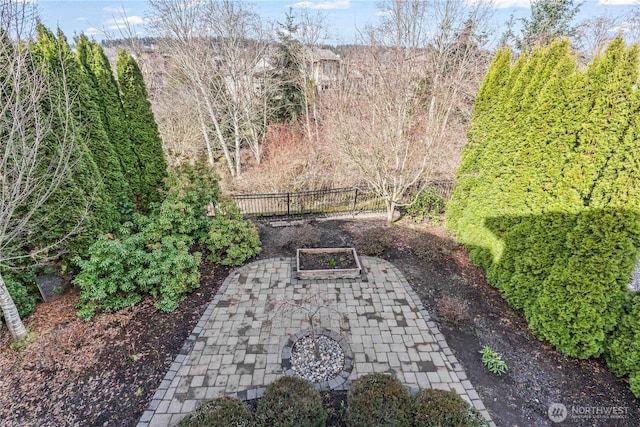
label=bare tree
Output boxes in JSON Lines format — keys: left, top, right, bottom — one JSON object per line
{"left": 575, "top": 14, "right": 623, "bottom": 63}
{"left": 0, "top": 4, "right": 81, "bottom": 341}
{"left": 149, "top": 0, "right": 273, "bottom": 177}
{"left": 329, "top": 0, "right": 492, "bottom": 224}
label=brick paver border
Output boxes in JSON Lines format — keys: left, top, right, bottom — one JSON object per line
{"left": 137, "top": 257, "right": 495, "bottom": 427}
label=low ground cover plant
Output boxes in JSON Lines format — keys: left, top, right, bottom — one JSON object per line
{"left": 355, "top": 227, "right": 391, "bottom": 256}
{"left": 479, "top": 346, "right": 508, "bottom": 375}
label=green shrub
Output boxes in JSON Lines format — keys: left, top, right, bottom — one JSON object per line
{"left": 0, "top": 268, "right": 39, "bottom": 327}
{"left": 630, "top": 371, "right": 640, "bottom": 399}
{"left": 403, "top": 188, "right": 446, "bottom": 224}
{"left": 606, "top": 293, "right": 640, "bottom": 398}
{"left": 206, "top": 201, "right": 261, "bottom": 266}
{"left": 347, "top": 373, "right": 413, "bottom": 427}
{"left": 255, "top": 376, "right": 327, "bottom": 427}
{"left": 73, "top": 225, "right": 148, "bottom": 320}
{"left": 149, "top": 162, "right": 220, "bottom": 244}
{"left": 413, "top": 389, "right": 488, "bottom": 427}
{"left": 446, "top": 38, "right": 640, "bottom": 395}
{"left": 73, "top": 163, "right": 225, "bottom": 319}
{"left": 138, "top": 235, "right": 201, "bottom": 312}
{"left": 73, "top": 218, "right": 202, "bottom": 319}
{"left": 178, "top": 396, "right": 254, "bottom": 427}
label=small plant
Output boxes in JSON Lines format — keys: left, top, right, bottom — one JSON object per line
{"left": 413, "top": 388, "right": 489, "bottom": 427}
{"left": 179, "top": 396, "right": 253, "bottom": 427}
{"left": 8, "top": 330, "right": 37, "bottom": 350}
{"left": 327, "top": 257, "right": 338, "bottom": 268}
{"left": 347, "top": 373, "right": 413, "bottom": 427}
{"left": 438, "top": 296, "right": 470, "bottom": 324}
{"left": 479, "top": 346, "right": 508, "bottom": 375}
{"left": 403, "top": 187, "right": 446, "bottom": 224}
{"left": 255, "top": 376, "right": 327, "bottom": 427}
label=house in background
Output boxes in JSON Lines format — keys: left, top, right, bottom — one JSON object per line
{"left": 306, "top": 47, "right": 341, "bottom": 91}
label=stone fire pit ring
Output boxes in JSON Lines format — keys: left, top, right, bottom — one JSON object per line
{"left": 281, "top": 327, "right": 353, "bottom": 391}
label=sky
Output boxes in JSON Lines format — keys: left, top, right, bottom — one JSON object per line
{"left": 33, "top": 0, "right": 640, "bottom": 46}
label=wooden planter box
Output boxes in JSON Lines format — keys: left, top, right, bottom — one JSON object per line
{"left": 296, "top": 248, "right": 362, "bottom": 280}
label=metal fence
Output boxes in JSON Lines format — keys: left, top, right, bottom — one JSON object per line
{"left": 232, "top": 187, "right": 385, "bottom": 218}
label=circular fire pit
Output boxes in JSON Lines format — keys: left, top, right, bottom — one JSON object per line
{"left": 282, "top": 328, "right": 353, "bottom": 391}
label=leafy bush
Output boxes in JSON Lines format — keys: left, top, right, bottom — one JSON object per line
{"left": 255, "top": 376, "right": 327, "bottom": 427}
{"left": 403, "top": 187, "right": 446, "bottom": 224}
{"left": 73, "top": 226, "right": 147, "bottom": 320}
{"left": 347, "top": 373, "right": 413, "bottom": 427}
{"left": 0, "top": 268, "right": 39, "bottom": 327}
{"left": 74, "top": 217, "right": 203, "bottom": 320}
{"left": 74, "top": 164, "right": 215, "bottom": 319}
{"left": 479, "top": 346, "right": 508, "bottom": 375}
{"left": 356, "top": 227, "right": 391, "bottom": 256}
{"left": 148, "top": 161, "right": 220, "bottom": 243}
{"left": 138, "top": 235, "right": 201, "bottom": 312}
{"left": 606, "top": 293, "right": 640, "bottom": 398}
{"left": 206, "top": 201, "right": 261, "bottom": 266}
{"left": 413, "top": 389, "right": 488, "bottom": 427}
{"left": 178, "top": 396, "right": 253, "bottom": 427}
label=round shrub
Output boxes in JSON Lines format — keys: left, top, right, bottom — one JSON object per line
{"left": 347, "top": 373, "right": 413, "bottom": 427}
{"left": 413, "top": 389, "right": 488, "bottom": 427}
{"left": 255, "top": 375, "right": 327, "bottom": 427}
{"left": 178, "top": 396, "right": 253, "bottom": 427}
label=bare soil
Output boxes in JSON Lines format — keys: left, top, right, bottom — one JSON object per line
{"left": 257, "top": 218, "right": 640, "bottom": 427}
{"left": 298, "top": 249, "right": 358, "bottom": 271}
{"left": 0, "top": 217, "right": 638, "bottom": 427}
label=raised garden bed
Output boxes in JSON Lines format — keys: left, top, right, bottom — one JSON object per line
{"left": 296, "top": 247, "right": 362, "bottom": 280}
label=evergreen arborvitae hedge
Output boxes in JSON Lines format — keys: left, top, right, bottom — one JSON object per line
{"left": 88, "top": 40, "right": 143, "bottom": 212}
{"left": 116, "top": 49, "right": 167, "bottom": 211}
{"left": 28, "top": 25, "right": 112, "bottom": 256}
{"left": 75, "top": 35, "right": 133, "bottom": 220}
{"left": 447, "top": 38, "right": 640, "bottom": 396}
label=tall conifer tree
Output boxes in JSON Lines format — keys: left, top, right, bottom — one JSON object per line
{"left": 87, "top": 41, "right": 141, "bottom": 209}
{"left": 28, "top": 25, "right": 110, "bottom": 254}
{"left": 75, "top": 35, "right": 133, "bottom": 217}
{"left": 116, "top": 49, "right": 167, "bottom": 211}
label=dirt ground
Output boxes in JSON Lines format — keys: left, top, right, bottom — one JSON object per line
{"left": 255, "top": 218, "right": 640, "bottom": 427}
{"left": 0, "top": 217, "right": 638, "bottom": 426}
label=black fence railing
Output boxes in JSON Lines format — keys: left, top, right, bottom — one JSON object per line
{"left": 232, "top": 187, "right": 385, "bottom": 218}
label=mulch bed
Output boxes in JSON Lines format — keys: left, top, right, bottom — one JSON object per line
{"left": 1, "top": 217, "right": 638, "bottom": 427}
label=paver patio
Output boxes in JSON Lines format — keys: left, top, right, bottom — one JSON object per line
{"left": 138, "top": 256, "right": 495, "bottom": 427}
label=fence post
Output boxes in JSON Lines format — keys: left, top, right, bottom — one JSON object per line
{"left": 352, "top": 188, "right": 359, "bottom": 214}
{"left": 287, "top": 192, "right": 290, "bottom": 216}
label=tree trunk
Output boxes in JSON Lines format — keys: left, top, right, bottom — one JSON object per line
{"left": 0, "top": 273, "right": 27, "bottom": 342}
{"left": 198, "top": 111, "right": 215, "bottom": 166}
{"left": 233, "top": 111, "right": 242, "bottom": 177}
{"left": 385, "top": 201, "right": 396, "bottom": 225}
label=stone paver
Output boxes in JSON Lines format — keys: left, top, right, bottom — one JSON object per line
{"left": 138, "top": 257, "right": 495, "bottom": 427}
